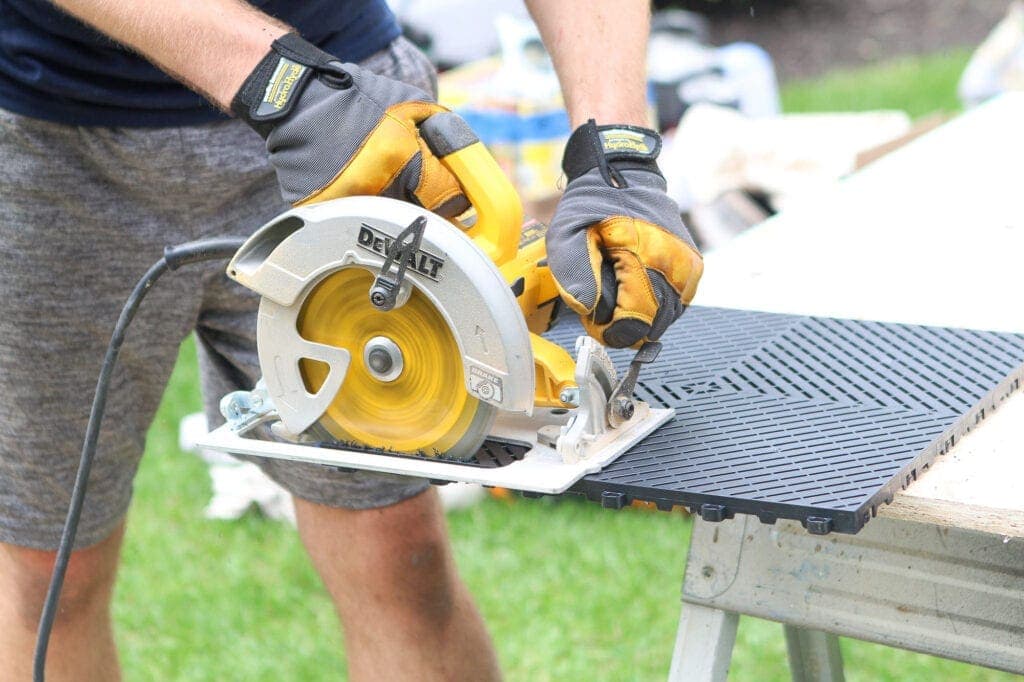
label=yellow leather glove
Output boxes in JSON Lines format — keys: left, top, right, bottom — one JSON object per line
{"left": 232, "top": 32, "right": 467, "bottom": 214}
{"left": 546, "top": 121, "right": 703, "bottom": 348}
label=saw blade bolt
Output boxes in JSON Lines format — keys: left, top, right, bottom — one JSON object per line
{"left": 363, "top": 336, "right": 404, "bottom": 382}
{"left": 367, "top": 349, "right": 392, "bottom": 373}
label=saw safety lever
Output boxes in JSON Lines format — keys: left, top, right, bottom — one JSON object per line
{"left": 368, "top": 215, "right": 427, "bottom": 311}
{"left": 607, "top": 341, "right": 662, "bottom": 428}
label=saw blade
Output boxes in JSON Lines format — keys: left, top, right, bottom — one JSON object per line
{"left": 295, "top": 266, "right": 495, "bottom": 460}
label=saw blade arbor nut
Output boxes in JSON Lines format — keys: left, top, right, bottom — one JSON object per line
{"left": 363, "top": 336, "right": 404, "bottom": 382}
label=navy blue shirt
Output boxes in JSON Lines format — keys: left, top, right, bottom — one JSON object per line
{"left": 0, "top": 0, "right": 400, "bottom": 127}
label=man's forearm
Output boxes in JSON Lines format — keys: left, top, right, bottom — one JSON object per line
{"left": 51, "top": 0, "right": 289, "bottom": 109}
{"left": 525, "top": 0, "right": 650, "bottom": 128}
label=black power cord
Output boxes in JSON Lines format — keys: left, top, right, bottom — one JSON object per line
{"left": 33, "top": 237, "right": 247, "bottom": 682}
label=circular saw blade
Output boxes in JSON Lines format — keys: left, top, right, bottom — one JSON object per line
{"left": 296, "top": 266, "right": 495, "bottom": 460}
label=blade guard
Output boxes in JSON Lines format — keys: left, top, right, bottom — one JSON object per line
{"left": 226, "top": 196, "right": 535, "bottom": 436}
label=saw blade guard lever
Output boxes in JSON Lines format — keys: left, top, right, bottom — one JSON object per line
{"left": 419, "top": 112, "right": 523, "bottom": 267}
{"left": 607, "top": 342, "right": 662, "bottom": 428}
{"left": 368, "top": 215, "right": 427, "bottom": 311}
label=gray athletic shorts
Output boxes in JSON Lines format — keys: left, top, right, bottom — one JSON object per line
{"left": 0, "top": 37, "right": 434, "bottom": 551}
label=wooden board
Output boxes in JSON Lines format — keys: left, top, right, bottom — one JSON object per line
{"left": 695, "top": 93, "right": 1024, "bottom": 334}
{"left": 882, "top": 389, "right": 1024, "bottom": 537}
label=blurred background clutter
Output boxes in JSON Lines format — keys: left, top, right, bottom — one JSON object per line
{"left": 401, "top": 0, "right": 1022, "bottom": 252}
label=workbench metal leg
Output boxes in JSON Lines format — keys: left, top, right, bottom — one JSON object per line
{"left": 668, "top": 603, "right": 739, "bottom": 682}
{"left": 784, "top": 626, "right": 845, "bottom": 682}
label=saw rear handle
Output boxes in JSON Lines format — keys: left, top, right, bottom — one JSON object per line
{"left": 419, "top": 113, "right": 523, "bottom": 267}
{"left": 420, "top": 113, "right": 586, "bottom": 412}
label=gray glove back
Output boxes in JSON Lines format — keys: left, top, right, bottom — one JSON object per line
{"left": 232, "top": 32, "right": 468, "bottom": 213}
{"left": 546, "top": 121, "right": 704, "bottom": 348}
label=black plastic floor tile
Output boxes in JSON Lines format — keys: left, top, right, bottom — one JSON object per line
{"left": 544, "top": 307, "right": 1024, "bottom": 534}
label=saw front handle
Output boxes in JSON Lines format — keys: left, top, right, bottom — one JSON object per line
{"left": 420, "top": 113, "right": 523, "bottom": 266}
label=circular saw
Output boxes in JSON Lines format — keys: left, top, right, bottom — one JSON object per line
{"left": 199, "top": 114, "right": 674, "bottom": 493}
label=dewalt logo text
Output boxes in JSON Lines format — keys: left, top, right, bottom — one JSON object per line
{"left": 357, "top": 224, "right": 446, "bottom": 281}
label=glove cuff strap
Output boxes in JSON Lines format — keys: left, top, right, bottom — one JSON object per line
{"left": 562, "top": 120, "right": 663, "bottom": 185}
{"left": 231, "top": 32, "right": 352, "bottom": 138}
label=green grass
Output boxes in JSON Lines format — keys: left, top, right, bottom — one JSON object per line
{"left": 781, "top": 48, "right": 972, "bottom": 117}
{"left": 113, "top": 49, "right": 1019, "bottom": 680}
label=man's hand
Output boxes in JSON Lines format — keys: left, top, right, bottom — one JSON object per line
{"left": 232, "top": 33, "right": 468, "bottom": 210}
{"left": 546, "top": 121, "right": 703, "bottom": 348}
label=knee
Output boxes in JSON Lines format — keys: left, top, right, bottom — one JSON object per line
{"left": 366, "top": 521, "right": 460, "bottom": 625}
{"left": 1, "top": 531, "right": 121, "bottom": 630}
{"left": 298, "top": 492, "right": 467, "bottom": 628}
{"left": 341, "top": 496, "right": 462, "bottom": 625}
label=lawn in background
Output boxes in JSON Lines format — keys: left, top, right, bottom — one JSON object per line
{"left": 113, "top": 48, "right": 1017, "bottom": 680}
{"left": 781, "top": 48, "right": 972, "bottom": 117}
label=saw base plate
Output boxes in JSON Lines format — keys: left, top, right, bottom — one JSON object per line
{"left": 197, "top": 406, "right": 674, "bottom": 494}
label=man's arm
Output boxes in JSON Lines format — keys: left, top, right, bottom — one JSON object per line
{"left": 50, "top": 0, "right": 288, "bottom": 108}
{"left": 49, "top": 1, "right": 470, "bottom": 211}
{"left": 525, "top": 1, "right": 703, "bottom": 348}
{"left": 524, "top": 0, "right": 650, "bottom": 128}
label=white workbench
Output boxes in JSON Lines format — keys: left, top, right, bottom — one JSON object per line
{"left": 668, "top": 93, "right": 1024, "bottom": 681}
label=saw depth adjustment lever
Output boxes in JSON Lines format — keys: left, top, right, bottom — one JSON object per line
{"left": 607, "top": 341, "right": 662, "bottom": 428}
{"left": 368, "top": 215, "right": 428, "bottom": 311}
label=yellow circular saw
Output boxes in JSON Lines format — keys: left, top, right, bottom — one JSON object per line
{"left": 214, "top": 114, "right": 670, "bottom": 472}
{"left": 227, "top": 193, "right": 539, "bottom": 460}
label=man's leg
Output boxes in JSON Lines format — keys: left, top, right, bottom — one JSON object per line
{"left": 294, "top": 489, "right": 501, "bottom": 682}
{"left": 311, "top": 38, "right": 499, "bottom": 680}
{"left": 0, "top": 108, "right": 223, "bottom": 679}
{"left": 196, "top": 268, "right": 502, "bottom": 679}
{"left": 0, "top": 527, "right": 124, "bottom": 681}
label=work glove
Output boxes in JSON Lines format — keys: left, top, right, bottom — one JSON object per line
{"left": 232, "top": 32, "right": 467, "bottom": 214}
{"left": 546, "top": 121, "right": 704, "bottom": 348}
